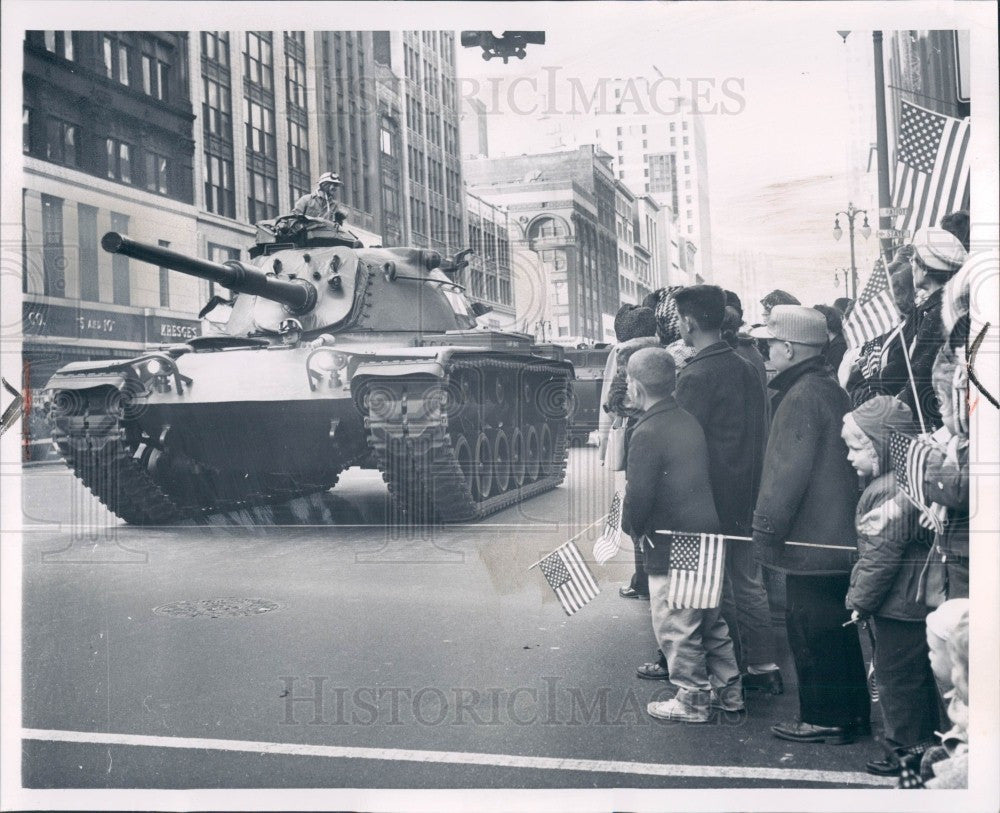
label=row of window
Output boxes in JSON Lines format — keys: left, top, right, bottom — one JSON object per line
{"left": 24, "top": 108, "right": 173, "bottom": 196}
{"left": 101, "top": 34, "right": 172, "bottom": 101}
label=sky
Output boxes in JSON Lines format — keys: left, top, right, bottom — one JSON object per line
{"left": 455, "top": 10, "right": 887, "bottom": 313}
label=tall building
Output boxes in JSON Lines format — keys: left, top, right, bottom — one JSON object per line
{"left": 21, "top": 30, "right": 202, "bottom": 459}
{"left": 465, "top": 190, "right": 514, "bottom": 327}
{"left": 592, "top": 90, "right": 714, "bottom": 282}
{"left": 614, "top": 182, "right": 641, "bottom": 305}
{"left": 464, "top": 146, "right": 620, "bottom": 343}
{"left": 372, "top": 31, "right": 465, "bottom": 256}
{"left": 460, "top": 96, "right": 489, "bottom": 158}
{"left": 20, "top": 28, "right": 465, "bottom": 460}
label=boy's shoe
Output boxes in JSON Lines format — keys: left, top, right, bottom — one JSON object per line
{"left": 710, "top": 687, "right": 746, "bottom": 712}
{"left": 619, "top": 586, "right": 649, "bottom": 599}
{"left": 770, "top": 721, "right": 854, "bottom": 744}
{"left": 647, "top": 698, "right": 711, "bottom": 723}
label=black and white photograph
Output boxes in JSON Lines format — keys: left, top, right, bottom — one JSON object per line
{"left": 1, "top": 1, "right": 998, "bottom": 810}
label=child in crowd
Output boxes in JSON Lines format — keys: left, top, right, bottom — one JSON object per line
{"left": 841, "top": 396, "right": 940, "bottom": 776}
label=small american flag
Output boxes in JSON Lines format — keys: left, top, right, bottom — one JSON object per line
{"left": 892, "top": 101, "right": 970, "bottom": 238}
{"left": 888, "top": 431, "right": 944, "bottom": 534}
{"left": 592, "top": 491, "right": 623, "bottom": 565}
{"left": 657, "top": 532, "right": 726, "bottom": 610}
{"left": 537, "top": 540, "right": 600, "bottom": 616}
{"left": 845, "top": 260, "right": 901, "bottom": 349}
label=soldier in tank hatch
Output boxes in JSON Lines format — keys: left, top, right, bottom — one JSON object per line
{"left": 293, "top": 172, "right": 348, "bottom": 226}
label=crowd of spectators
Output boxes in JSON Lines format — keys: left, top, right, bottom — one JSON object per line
{"left": 596, "top": 211, "right": 974, "bottom": 785}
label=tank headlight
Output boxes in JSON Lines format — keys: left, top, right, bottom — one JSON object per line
{"left": 147, "top": 359, "right": 166, "bottom": 375}
{"left": 313, "top": 350, "right": 349, "bottom": 372}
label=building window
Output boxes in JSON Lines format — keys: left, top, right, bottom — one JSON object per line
{"left": 103, "top": 36, "right": 114, "bottom": 78}
{"left": 682, "top": 121, "right": 688, "bottom": 130}
{"left": 43, "top": 31, "right": 74, "bottom": 60}
{"left": 207, "top": 243, "right": 239, "bottom": 297}
{"left": 41, "top": 194, "right": 64, "bottom": 297}
{"left": 288, "top": 120, "right": 309, "bottom": 173}
{"left": 204, "top": 154, "right": 235, "bottom": 217}
{"left": 247, "top": 170, "right": 278, "bottom": 222}
{"left": 286, "top": 48, "right": 307, "bottom": 108}
{"left": 244, "top": 32, "right": 273, "bottom": 91}
{"left": 106, "top": 138, "right": 132, "bottom": 183}
{"left": 110, "top": 212, "right": 130, "bottom": 304}
{"left": 202, "top": 31, "right": 229, "bottom": 65}
{"left": 23, "top": 108, "right": 31, "bottom": 154}
{"left": 203, "top": 76, "right": 232, "bottom": 136}
{"left": 141, "top": 53, "right": 169, "bottom": 100}
{"left": 157, "top": 239, "right": 171, "bottom": 307}
{"left": 44, "top": 118, "right": 77, "bottom": 167}
{"left": 145, "top": 152, "right": 169, "bottom": 194}
{"left": 380, "top": 125, "right": 393, "bottom": 156}
{"left": 117, "top": 43, "right": 131, "bottom": 85}
{"left": 244, "top": 98, "right": 275, "bottom": 156}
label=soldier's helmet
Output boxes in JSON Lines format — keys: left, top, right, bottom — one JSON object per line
{"left": 317, "top": 171, "right": 343, "bottom": 189}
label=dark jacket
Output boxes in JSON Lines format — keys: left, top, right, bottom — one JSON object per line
{"left": 676, "top": 341, "right": 768, "bottom": 536}
{"left": 735, "top": 335, "right": 771, "bottom": 425}
{"left": 752, "top": 356, "right": 860, "bottom": 574}
{"left": 924, "top": 439, "right": 969, "bottom": 564}
{"left": 824, "top": 333, "right": 848, "bottom": 373}
{"left": 878, "top": 288, "right": 945, "bottom": 428}
{"left": 621, "top": 397, "right": 721, "bottom": 575}
{"left": 846, "top": 473, "right": 933, "bottom": 621}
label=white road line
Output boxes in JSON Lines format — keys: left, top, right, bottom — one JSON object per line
{"left": 22, "top": 728, "right": 894, "bottom": 787}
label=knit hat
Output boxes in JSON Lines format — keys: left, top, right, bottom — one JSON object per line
{"left": 912, "top": 226, "right": 967, "bottom": 272}
{"left": 648, "top": 286, "right": 684, "bottom": 344}
{"left": 846, "top": 395, "right": 916, "bottom": 473}
{"left": 613, "top": 304, "right": 657, "bottom": 343}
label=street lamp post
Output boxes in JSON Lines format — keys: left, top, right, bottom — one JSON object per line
{"left": 832, "top": 203, "right": 871, "bottom": 300}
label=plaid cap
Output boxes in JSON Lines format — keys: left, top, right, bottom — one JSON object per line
{"left": 648, "top": 286, "right": 684, "bottom": 344}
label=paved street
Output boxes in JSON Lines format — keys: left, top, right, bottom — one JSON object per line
{"left": 18, "top": 447, "right": 892, "bottom": 790}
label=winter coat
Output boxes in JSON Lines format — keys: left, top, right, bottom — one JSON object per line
{"left": 603, "top": 336, "right": 661, "bottom": 419}
{"left": 735, "top": 335, "right": 771, "bottom": 425}
{"left": 846, "top": 473, "right": 933, "bottom": 621}
{"left": 752, "top": 356, "right": 860, "bottom": 574}
{"left": 621, "top": 397, "right": 721, "bottom": 575}
{"left": 824, "top": 333, "right": 848, "bottom": 373}
{"left": 675, "top": 341, "right": 768, "bottom": 536}
{"left": 879, "top": 288, "right": 945, "bottom": 428}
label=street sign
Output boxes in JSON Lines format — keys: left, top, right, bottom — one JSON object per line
{"left": 878, "top": 228, "right": 910, "bottom": 239}
{"left": 879, "top": 207, "right": 910, "bottom": 217}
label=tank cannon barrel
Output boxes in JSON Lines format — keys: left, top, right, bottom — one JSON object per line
{"left": 101, "top": 232, "right": 317, "bottom": 314}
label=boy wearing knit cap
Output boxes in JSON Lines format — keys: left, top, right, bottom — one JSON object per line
{"left": 841, "top": 396, "right": 940, "bottom": 775}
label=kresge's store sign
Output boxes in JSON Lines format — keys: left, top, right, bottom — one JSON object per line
{"left": 22, "top": 301, "right": 200, "bottom": 345}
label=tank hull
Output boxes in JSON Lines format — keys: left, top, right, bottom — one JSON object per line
{"left": 44, "top": 340, "right": 573, "bottom": 524}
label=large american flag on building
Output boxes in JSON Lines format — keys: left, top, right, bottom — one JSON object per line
{"left": 844, "top": 259, "right": 901, "bottom": 349}
{"left": 656, "top": 532, "right": 726, "bottom": 610}
{"left": 536, "top": 540, "right": 600, "bottom": 616}
{"left": 892, "top": 101, "right": 971, "bottom": 238}
{"left": 888, "top": 431, "right": 944, "bottom": 534}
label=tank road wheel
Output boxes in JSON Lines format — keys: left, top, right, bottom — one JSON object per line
{"left": 539, "top": 424, "right": 554, "bottom": 475}
{"left": 492, "top": 430, "right": 511, "bottom": 494}
{"left": 452, "top": 433, "right": 474, "bottom": 494}
{"left": 509, "top": 428, "right": 526, "bottom": 488}
{"left": 472, "top": 431, "right": 493, "bottom": 501}
{"left": 523, "top": 425, "right": 540, "bottom": 483}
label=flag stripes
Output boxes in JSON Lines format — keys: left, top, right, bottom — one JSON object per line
{"left": 537, "top": 540, "right": 600, "bottom": 616}
{"left": 892, "top": 101, "right": 971, "bottom": 238}
{"left": 844, "top": 261, "right": 901, "bottom": 349}
{"left": 888, "top": 431, "right": 944, "bottom": 533}
{"left": 658, "top": 532, "right": 726, "bottom": 610}
{"left": 592, "top": 491, "right": 624, "bottom": 564}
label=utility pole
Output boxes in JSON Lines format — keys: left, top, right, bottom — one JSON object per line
{"left": 873, "top": 31, "right": 894, "bottom": 263}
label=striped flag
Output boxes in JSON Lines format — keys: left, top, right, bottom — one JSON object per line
{"left": 844, "top": 260, "right": 901, "bottom": 349}
{"left": 656, "top": 532, "right": 726, "bottom": 610}
{"left": 892, "top": 101, "right": 970, "bottom": 238}
{"left": 888, "top": 431, "right": 944, "bottom": 533}
{"left": 592, "top": 490, "right": 623, "bottom": 564}
{"left": 536, "top": 540, "right": 600, "bottom": 616}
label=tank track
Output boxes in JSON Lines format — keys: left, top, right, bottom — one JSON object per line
{"left": 50, "top": 402, "right": 338, "bottom": 525}
{"left": 362, "top": 357, "right": 572, "bottom": 522}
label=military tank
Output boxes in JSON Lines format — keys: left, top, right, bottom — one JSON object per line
{"left": 42, "top": 215, "right": 574, "bottom": 524}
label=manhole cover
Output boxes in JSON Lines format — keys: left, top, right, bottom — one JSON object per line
{"left": 153, "top": 598, "right": 280, "bottom": 618}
